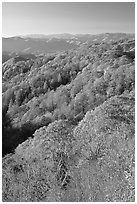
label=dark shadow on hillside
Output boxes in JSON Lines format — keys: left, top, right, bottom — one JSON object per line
{"left": 2, "top": 109, "right": 45, "bottom": 156}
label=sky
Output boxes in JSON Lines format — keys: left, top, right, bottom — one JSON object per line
{"left": 2, "top": 2, "right": 135, "bottom": 37}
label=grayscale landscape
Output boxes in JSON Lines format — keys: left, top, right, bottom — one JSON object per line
{"left": 2, "top": 2, "right": 135, "bottom": 202}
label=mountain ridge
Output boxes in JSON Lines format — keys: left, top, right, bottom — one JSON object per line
{"left": 2, "top": 34, "right": 135, "bottom": 201}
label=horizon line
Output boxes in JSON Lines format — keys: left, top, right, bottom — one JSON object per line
{"left": 2, "top": 32, "right": 135, "bottom": 38}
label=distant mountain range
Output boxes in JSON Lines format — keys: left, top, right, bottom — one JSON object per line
{"left": 18, "top": 33, "right": 134, "bottom": 41}
{"left": 2, "top": 51, "right": 36, "bottom": 64}
{"left": 2, "top": 33, "right": 134, "bottom": 63}
{"left": 2, "top": 36, "right": 78, "bottom": 54}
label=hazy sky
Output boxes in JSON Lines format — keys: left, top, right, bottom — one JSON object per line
{"left": 2, "top": 2, "right": 135, "bottom": 37}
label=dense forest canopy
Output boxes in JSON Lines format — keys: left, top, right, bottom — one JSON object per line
{"left": 2, "top": 34, "right": 135, "bottom": 201}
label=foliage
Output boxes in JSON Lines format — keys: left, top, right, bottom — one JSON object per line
{"left": 3, "top": 93, "right": 135, "bottom": 201}
{"left": 2, "top": 37, "right": 135, "bottom": 201}
{"left": 71, "top": 93, "right": 135, "bottom": 201}
{"left": 3, "top": 120, "right": 75, "bottom": 201}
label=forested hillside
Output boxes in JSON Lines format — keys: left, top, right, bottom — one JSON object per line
{"left": 2, "top": 36, "right": 135, "bottom": 201}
